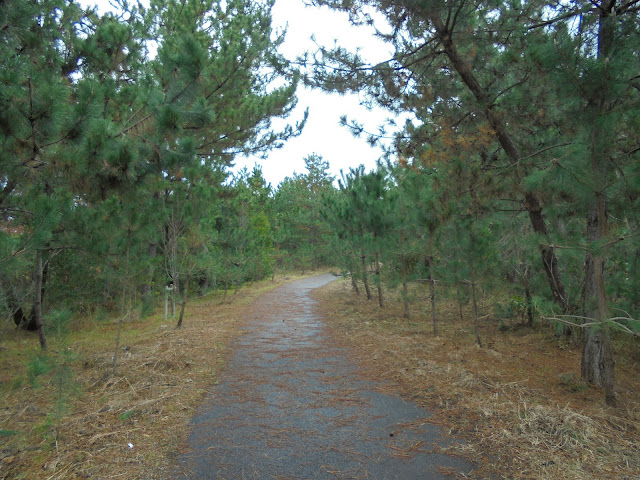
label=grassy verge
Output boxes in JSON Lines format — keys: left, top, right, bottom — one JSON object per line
{"left": 0, "top": 273, "right": 308, "bottom": 480}
{"left": 312, "top": 278, "right": 640, "bottom": 480}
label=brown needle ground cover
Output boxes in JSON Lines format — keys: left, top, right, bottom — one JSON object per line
{"left": 0, "top": 274, "right": 308, "bottom": 480}
{"left": 312, "top": 278, "right": 640, "bottom": 480}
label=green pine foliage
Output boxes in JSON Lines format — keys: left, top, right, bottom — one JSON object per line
{"left": 272, "top": 154, "right": 335, "bottom": 272}
{"left": 310, "top": 0, "right": 640, "bottom": 403}
{"left": 0, "top": 0, "right": 306, "bottom": 341}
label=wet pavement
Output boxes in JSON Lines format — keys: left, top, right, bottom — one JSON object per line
{"left": 174, "top": 274, "right": 473, "bottom": 479}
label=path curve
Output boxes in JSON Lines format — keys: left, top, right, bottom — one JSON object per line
{"left": 174, "top": 274, "right": 472, "bottom": 479}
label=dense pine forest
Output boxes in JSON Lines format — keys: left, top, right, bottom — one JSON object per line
{"left": 1, "top": 0, "right": 640, "bottom": 470}
{"left": 1, "top": 0, "right": 310, "bottom": 338}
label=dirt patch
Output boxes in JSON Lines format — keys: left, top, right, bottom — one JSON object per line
{"left": 312, "top": 278, "right": 640, "bottom": 480}
{"left": 0, "top": 274, "right": 308, "bottom": 480}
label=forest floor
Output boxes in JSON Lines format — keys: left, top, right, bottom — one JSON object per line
{"left": 313, "top": 277, "right": 640, "bottom": 479}
{"left": 1, "top": 272, "right": 639, "bottom": 480}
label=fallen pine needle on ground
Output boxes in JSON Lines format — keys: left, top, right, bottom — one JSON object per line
{"left": 2, "top": 273, "right": 638, "bottom": 480}
{"left": 312, "top": 278, "right": 640, "bottom": 480}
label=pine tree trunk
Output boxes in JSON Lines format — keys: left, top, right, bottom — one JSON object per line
{"left": 177, "top": 274, "right": 190, "bottom": 328}
{"left": 198, "top": 276, "right": 209, "bottom": 296}
{"left": 113, "top": 231, "right": 131, "bottom": 376}
{"left": 512, "top": 234, "right": 535, "bottom": 328}
{"left": 425, "top": 253, "right": 437, "bottom": 334}
{"left": 582, "top": 196, "right": 616, "bottom": 405}
{"left": 142, "top": 242, "right": 157, "bottom": 302}
{"left": 34, "top": 252, "right": 47, "bottom": 350}
{"left": 524, "top": 278, "right": 534, "bottom": 328}
{"left": 361, "top": 253, "right": 372, "bottom": 300}
{"left": 580, "top": 7, "right": 617, "bottom": 407}
{"left": 112, "top": 310, "right": 124, "bottom": 376}
{"left": 351, "top": 274, "right": 360, "bottom": 295}
{"left": 169, "top": 276, "right": 178, "bottom": 316}
{"left": 375, "top": 252, "right": 383, "bottom": 308}
{"left": 471, "top": 278, "right": 483, "bottom": 348}
{"left": 430, "top": 279, "right": 438, "bottom": 335}
{"left": 349, "top": 253, "right": 360, "bottom": 295}
{"left": 524, "top": 193, "right": 569, "bottom": 312}
{"left": 581, "top": 323, "right": 616, "bottom": 405}
{"left": 401, "top": 254, "right": 409, "bottom": 319}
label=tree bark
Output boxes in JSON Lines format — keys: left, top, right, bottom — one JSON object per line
{"left": 430, "top": 279, "right": 438, "bottom": 335}
{"left": 34, "top": 252, "right": 47, "bottom": 350}
{"left": 523, "top": 193, "right": 569, "bottom": 312}
{"left": 113, "top": 228, "right": 132, "bottom": 376}
{"left": 470, "top": 278, "right": 483, "bottom": 348}
{"left": 582, "top": 189, "right": 616, "bottom": 404}
{"left": 581, "top": 319, "right": 616, "bottom": 405}
{"left": 580, "top": 5, "right": 617, "bottom": 406}
{"left": 361, "top": 253, "right": 372, "bottom": 300}
{"left": 198, "top": 275, "right": 209, "bottom": 296}
{"left": 375, "top": 251, "right": 383, "bottom": 308}
{"left": 513, "top": 235, "right": 536, "bottom": 328}
{"left": 177, "top": 274, "right": 190, "bottom": 328}
{"left": 351, "top": 273, "right": 360, "bottom": 295}
{"left": 425, "top": 254, "right": 437, "bottom": 334}
{"left": 523, "top": 276, "right": 535, "bottom": 328}
{"left": 142, "top": 242, "right": 157, "bottom": 302}
{"left": 401, "top": 253, "right": 409, "bottom": 319}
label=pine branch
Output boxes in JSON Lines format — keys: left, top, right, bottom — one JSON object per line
{"left": 540, "top": 231, "right": 639, "bottom": 252}
{"left": 449, "top": 0, "right": 469, "bottom": 34}
{"left": 522, "top": 142, "right": 573, "bottom": 161}
{"left": 119, "top": 76, "right": 198, "bottom": 137}
{"left": 491, "top": 76, "right": 531, "bottom": 104}
{"left": 618, "top": 0, "right": 640, "bottom": 12}
{"left": 526, "top": 5, "right": 593, "bottom": 30}
{"left": 8, "top": 212, "right": 51, "bottom": 259}
{"left": 542, "top": 314, "right": 640, "bottom": 337}
{"left": 0, "top": 179, "right": 17, "bottom": 209}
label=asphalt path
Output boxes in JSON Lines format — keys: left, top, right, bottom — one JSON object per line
{"left": 174, "top": 273, "right": 473, "bottom": 479}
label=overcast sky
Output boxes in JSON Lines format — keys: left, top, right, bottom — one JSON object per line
{"left": 234, "top": 0, "right": 396, "bottom": 187}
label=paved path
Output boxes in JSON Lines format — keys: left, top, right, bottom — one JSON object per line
{"left": 174, "top": 274, "right": 472, "bottom": 479}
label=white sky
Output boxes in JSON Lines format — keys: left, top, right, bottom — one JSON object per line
{"left": 236, "top": 0, "right": 395, "bottom": 188}
{"left": 80, "top": 0, "right": 397, "bottom": 188}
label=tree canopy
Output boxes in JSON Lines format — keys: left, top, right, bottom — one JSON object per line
{"left": 0, "top": 0, "right": 305, "bottom": 341}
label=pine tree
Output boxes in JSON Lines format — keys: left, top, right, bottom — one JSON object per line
{"left": 272, "top": 154, "right": 335, "bottom": 272}
{"left": 1, "top": 0, "right": 307, "bottom": 346}
{"left": 310, "top": 0, "right": 640, "bottom": 405}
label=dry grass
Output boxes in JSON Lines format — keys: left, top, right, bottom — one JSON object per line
{"left": 3, "top": 273, "right": 638, "bottom": 480}
{"left": 312, "top": 278, "right": 640, "bottom": 480}
{"left": 0, "top": 273, "right": 308, "bottom": 480}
